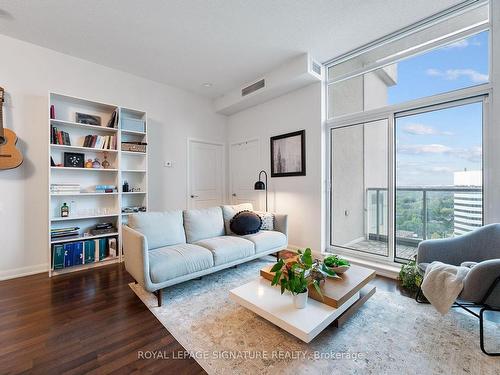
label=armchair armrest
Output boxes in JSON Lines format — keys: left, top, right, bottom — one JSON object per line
{"left": 273, "top": 213, "right": 288, "bottom": 237}
{"left": 122, "top": 225, "right": 153, "bottom": 291}
{"left": 417, "top": 236, "right": 472, "bottom": 266}
{"left": 461, "top": 259, "right": 500, "bottom": 307}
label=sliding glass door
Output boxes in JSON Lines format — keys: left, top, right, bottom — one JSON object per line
{"left": 330, "top": 119, "right": 389, "bottom": 256}
{"left": 395, "top": 100, "right": 483, "bottom": 261}
{"left": 328, "top": 97, "right": 485, "bottom": 263}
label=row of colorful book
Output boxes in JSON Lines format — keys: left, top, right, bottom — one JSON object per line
{"left": 82, "top": 134, "right": 117, "bottom": 150}
{"left": 52, "top": 237, "right": 117, "bottom": 269}
{"left": 51, "top": 126, "right": 71, "bottom": 145}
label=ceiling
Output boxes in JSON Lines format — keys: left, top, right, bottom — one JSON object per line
{"left": 0, "top": 0, "right": 463, "bottom": 98}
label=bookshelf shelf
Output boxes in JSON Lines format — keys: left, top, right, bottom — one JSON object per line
{"left": 48, "top": 92, "right": 148, "bottom": 277}
{"left": 51, "top": 232, "right": 120, "bottom": 244}
{"left": 50, "top": 213, "right": 120, "bottom": 222}
{"left": 50, "top": 192, "right": 119, "bottom": 196}
{"left": 51, "top": 257, "right": 120, "bottom": 276}
{"left": 121, "top": 151, "right": 146, "bottom": 156}
{"left": 51, "top": 167, "right": 119, "bottom": 172}
{"left": 121, "top": 129, "right": 146, "bottom": 136}
{"left": 51, "top": 144, "right": 118, "bottom": 153}
{"left": 50, "top": 119, "right": 118, "bottom": 133}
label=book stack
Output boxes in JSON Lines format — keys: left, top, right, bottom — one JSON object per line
{"left": 50, "top": 183, "right": 81, "bottom": 194}
{"left": 95, "top": 184, "right": 117, "bottom": 193}
{"left": 52, "top": 237, "right": 117, "bottom": 269}
{"left": 90, "top": 222, "right": 116, "bottom": 235}
{"left": 51, "top": 126, "right": 71, "bottom": 145}
{"left": 51, "top": 226, "right": 80, "bottom": 241}
{"left": 82, "top": 135, "right": 117, "bottom": 150}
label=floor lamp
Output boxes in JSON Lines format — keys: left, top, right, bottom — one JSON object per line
{"left": 254, "top": 170, "right": 268, "bottom": 212}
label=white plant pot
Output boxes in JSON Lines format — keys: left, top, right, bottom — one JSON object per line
{"left": 293, "top": 292, "right": 308, "bottom": 309}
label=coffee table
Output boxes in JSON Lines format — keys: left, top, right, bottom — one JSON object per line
{"left": 229, "top": 263, "right": 376, "bottom": 343}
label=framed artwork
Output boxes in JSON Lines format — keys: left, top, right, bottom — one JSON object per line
{"left": 270, "top": 130, "right": 306, "bottom": 177}
{"left": 76, "top": 112, "right": 101, "bottom": 126}
{"left": 63, "top": 152, "right": 85, "bottom": 168}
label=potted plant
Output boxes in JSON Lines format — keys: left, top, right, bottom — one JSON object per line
{"left": 270, "top": 248, "right": 323, "bottom": 309}
{"left": 399, "top": 256, "right": 423, "bottom": 296}
{"left": 322, "top": 254, "right": 350, "bottom": 275}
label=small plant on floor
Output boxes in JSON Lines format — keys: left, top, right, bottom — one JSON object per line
{"left": 398, "top": 256, "right": 423, "bottom": 294}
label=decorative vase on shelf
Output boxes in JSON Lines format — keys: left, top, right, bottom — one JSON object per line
{"left": 102, "top": 153, "right": 110, "bottom": 169}
{"left": 92, "top": 158, "right": 101, "bottom": 169}
{"left": 293, "top": 291, "right": 308, "bottom": 309}
{"left": 85, "top": 159, "right": 93, "bottom": 168}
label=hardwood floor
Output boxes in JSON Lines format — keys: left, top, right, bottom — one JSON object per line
{"left": 0, "top": 262, "right": 405, "bottom": 375}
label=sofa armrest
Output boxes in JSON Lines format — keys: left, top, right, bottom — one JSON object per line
{"left": 461, "top": 259, "right": 500, "bottom": 307}
{"left": 122, "top": 225, "right": 153, "bottom": 290}
{"left": 274, "top": 213, "right": 288, "bottom": 237}
{"left": 417, "top": 236, "right": 471, "bottom": 266}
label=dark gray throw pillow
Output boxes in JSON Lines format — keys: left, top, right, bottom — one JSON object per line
{"left": 230, "top": 210, "right": 262, "bottom": 235}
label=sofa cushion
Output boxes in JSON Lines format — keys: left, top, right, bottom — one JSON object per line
{"left": 243, "top": 230, "right": 287, "bottom": 253}
{"left": 195, "top": 236, "right": 255, "bottom": 266}
{"left": 183, "top": 207, "right": 225, "bottom": 243}
{"left": 254, "top": 211, "right": 275, "bottom": 231}
{"left": 230, "top": 211, "right": 262, "bottom": 235}
{"left": 148, "top": 243, "right": 214, "bottom": 283}
{"left": 128, "top": 211, "right": 185, "bottom": 250}
{"left": 221, "top": 203, "right": 254, "bottom": 234}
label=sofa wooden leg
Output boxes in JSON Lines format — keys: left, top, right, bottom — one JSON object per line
{"left": 155, "top": 290, "right": 163, "bottom": 307}
{"left": 196, "top": 277, "right": 203, "bottom": 280}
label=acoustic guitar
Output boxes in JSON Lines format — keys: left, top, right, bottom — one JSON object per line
{"left": 0, "top": 87, "right": 23, "bottom": 170}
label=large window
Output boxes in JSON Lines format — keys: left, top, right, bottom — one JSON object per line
{"left": 326, "top": 2, "right": 489, "bottom": 263}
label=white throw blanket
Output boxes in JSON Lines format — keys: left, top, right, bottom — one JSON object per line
{"left": 421, "top": 261, "right": 470, "bottom": 315}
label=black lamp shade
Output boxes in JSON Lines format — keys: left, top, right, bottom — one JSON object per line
{"left": 254, "top": 180, "right": 266, "bottom": 190}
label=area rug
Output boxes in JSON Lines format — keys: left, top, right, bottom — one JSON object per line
{"left": 130, "top": 257, "right": 499, "bottom": 375}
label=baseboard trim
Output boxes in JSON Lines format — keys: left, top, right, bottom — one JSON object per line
{"left": 0, "top": 263, "right": 49, "bottom": 281}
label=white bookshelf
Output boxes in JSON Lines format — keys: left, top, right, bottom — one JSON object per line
{"left": 48, "top": 92, "right": 148, "bottom": 277}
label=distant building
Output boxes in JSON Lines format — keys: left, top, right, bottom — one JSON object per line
{"left": 453, "top": 170, "right": 482, "bottom": 236}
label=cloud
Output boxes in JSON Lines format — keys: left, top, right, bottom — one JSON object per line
{"left": 403, "top": 123, "right": 453, "bottom": 136}
{"left": 444, "top": 39, "right": 469, "bottom": 49}
{"left": 398, "top": 144, "right": 452, "bottom": 154}
{"left": 426, "top": 68, "right": 488, "bottom": 83}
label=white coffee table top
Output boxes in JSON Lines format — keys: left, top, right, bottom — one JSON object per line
{"left": 230, "top": 277, "right": 359, "bottom": 343}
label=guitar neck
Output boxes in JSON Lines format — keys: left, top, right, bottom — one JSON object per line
{"left": 0, "top": 88, "right": 4, "bottom": 139}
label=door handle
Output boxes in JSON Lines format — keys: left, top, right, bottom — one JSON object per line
{"left": 232, "top": 193, "right": 237, "bottom": 197}
{"left": 190, "top": 195, "right": 199, "bottom": 198}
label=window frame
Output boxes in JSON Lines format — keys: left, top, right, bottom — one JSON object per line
{"left": 325, "top": 86, "right": 491, "bottom": 264}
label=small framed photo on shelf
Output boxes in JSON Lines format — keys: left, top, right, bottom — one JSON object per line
{"left": 270, "top": 130, "right": 306, "bottom": 177}
{"left": 63, "top": 152, "right": 85, "bottom": 168}
{"left": 76, "top": 112, "right": 101, "bottom": 126}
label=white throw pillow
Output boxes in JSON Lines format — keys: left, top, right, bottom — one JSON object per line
{"left": 254, "top": 211, "right": 274, "bottom": 231}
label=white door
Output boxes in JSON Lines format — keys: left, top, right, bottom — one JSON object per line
{"left": 230, "top": 139, "right": 261, "bottom": 209}
{"left": 188, "top": 140, "right": 224, "bottom": 209}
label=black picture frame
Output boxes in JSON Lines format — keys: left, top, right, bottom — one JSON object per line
{"left": 76, "top": 112, "right": 101, "bottom": 126}
{"left": 63, "top": 152, "right": 85, "bottom": 168}
{"left": 270, "top": 130, "right": 306, "bottom": 177}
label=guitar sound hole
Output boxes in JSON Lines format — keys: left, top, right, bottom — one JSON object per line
{"left": 0, "top": 136, "right": 5, "bottom": 145}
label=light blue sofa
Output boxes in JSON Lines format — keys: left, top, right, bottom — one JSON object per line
{"left": 123, "top": 204, "right": 288, "bottom": 306}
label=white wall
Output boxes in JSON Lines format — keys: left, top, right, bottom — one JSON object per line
{"left": 227, "top": 83, "right": 322, "bottom": 251}
{"left": 0, "top": 34, "right": 226, "bottom": 279}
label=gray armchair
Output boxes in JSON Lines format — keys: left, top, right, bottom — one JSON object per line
{"left": 416, "top": 223, "right": 500, "bottom": 356}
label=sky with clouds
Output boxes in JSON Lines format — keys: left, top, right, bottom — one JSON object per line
{"left": 389, "top": 31, "right": 487, "bottom": 187}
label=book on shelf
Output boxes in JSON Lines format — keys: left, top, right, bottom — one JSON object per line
{"left": 107, "top": 109, "right": 119, "bottom": 129}
{"left": 82, "top": 134, "right": 117, "bottom": 150}
{"left": 50, "top": 184, "right": 81, "bottom": 194}
{"left": 51, "top": 236, "right": 117, "bottom": 270}
{"left": 51, "top": 226, "right": 80, "bottom": 240}
{"left": 51, "top": 126, "right": 71, "bottom": 146}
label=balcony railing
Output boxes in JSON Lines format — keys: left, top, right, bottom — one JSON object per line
{"left": 367, "top": 186, "right": 482, "bottom": 258}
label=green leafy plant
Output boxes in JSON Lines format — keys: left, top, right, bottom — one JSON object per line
{"left": 323, "top": 255, "right": 350, "bottom": 268}
{"left": 399, "top": 257, "right": 423, "bottom": 293}
{"left": 270, "top": 248, "right": 323, "bottom": 297}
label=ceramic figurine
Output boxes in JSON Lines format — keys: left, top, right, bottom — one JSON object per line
{"left": 102, "top": 153, "right": 110, "bottom": 169}
{"left": 85, "top": 159, "right": 93, "bottom": 168}
{"left": 92, "top": 158, "right": 101, "bottom": 169}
